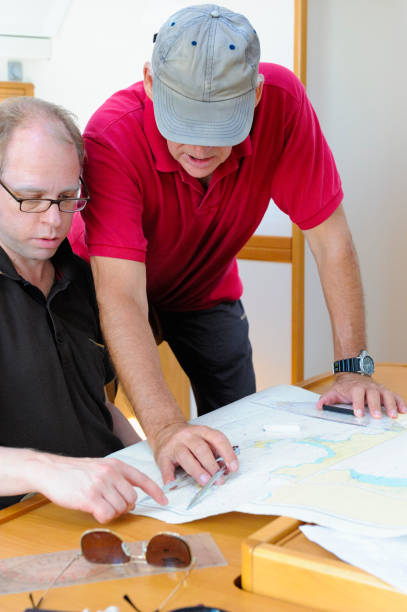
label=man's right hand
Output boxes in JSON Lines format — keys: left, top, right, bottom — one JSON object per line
{"left": 35, "top": 454, "right": 167, "bottom": 523}
{"left": 152, "top": 422, "right": 239, "bottom": 486}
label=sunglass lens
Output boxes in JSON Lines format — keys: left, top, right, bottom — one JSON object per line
{"left": 146, "top": 534, "right": 192, "bottom": 568}
{"left": 81, "top": 530, "right": 131, "bottom": 564}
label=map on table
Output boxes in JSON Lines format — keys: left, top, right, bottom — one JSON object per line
{"left": 109, "top": 385, "right": 407, "bottom": 536}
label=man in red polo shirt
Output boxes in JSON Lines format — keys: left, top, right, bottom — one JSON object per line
{"left": 70, "top": 4, "right": 405, "bottom": 488}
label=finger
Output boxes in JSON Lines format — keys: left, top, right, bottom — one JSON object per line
{"left": 173, "top": 446, "right": 214, "bottom": 485}
{"left": 156, "top": 455, "right": 176, "bottom": 486}
{"left": 115, "top": 460, "right": 168, "bottom": 505}
{"left": 125, "top": 467, "right": 168, "bottom": 506}
{"left": 184, "top": 439, "right": 224, "bottom": 476}
{"left": 365, "top": 387, "right": 382, "bottom": 418}
{"left": 317, "top": 391, "right": 343, "bottom": 411}
{"left": 195, "top": 427, "right": 239, "bottom": 473}
{"left": 179, "top": 441, "right": 227, "bottom": 485}
{"left": 78, "top": 486, "right": 120, "bottom": 524}
{"left": 395, "top": 394, "right": 407, "bottom": 414}
{"left": 111, "top": 477, "right": 138, "bottom": 511}
{"left": 99, "top": 484, "right": 130, "bottom": 517}
{"left": 351, "top": 385, "right": 366, "bottom": 418}
{"left": 381, "top": 389, "right": 398, "bottom": 419}
{"left": 92, "top": 498, "right": 119, "bottom": 524}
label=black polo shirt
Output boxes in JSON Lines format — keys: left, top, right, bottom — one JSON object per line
{"left": 0, "top": 239, "right": 123, "bottom": 508}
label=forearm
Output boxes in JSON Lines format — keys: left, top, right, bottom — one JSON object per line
{"left": 0, "top": 446, "right": 54, "bottom": 496}
{"left": 317, "top": 238, "right": 366, "bottom": 359}
{"left": 305, "top": 205, "right": 367, "bottom": 360}
{"left": 98, "top": 292, "right": 186, "bottom": 444}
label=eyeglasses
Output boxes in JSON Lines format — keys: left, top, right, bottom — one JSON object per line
{"left": 29, "top": 529, "right": 195, "bottom": 611}
{"left": 0, "top": 176, "right": 90, "bottom": 213}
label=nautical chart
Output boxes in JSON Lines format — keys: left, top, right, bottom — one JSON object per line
{"left": 110, "top": 385, "right": 407, "bottom": 536}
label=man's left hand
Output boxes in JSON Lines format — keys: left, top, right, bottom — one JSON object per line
{"left": 317, "top": 373, "right": 407, "bottom": 418}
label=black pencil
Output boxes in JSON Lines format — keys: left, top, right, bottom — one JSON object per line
{"left": 322, "top": 404, "right": 354, "bottom": 415}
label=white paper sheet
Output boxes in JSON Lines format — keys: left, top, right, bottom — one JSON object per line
{"left": 301, "top": 524, "right": 407, "bottom": 594}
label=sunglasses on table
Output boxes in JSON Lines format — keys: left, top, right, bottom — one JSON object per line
{"left": 29, "top": 529, "right": 195, "bottom": 611}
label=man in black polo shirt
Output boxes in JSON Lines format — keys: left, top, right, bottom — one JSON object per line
{"left": 0, "top": 97, "right": 167, "bottom": 522}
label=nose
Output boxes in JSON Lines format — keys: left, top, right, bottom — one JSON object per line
{"left": 189, "top": 145, "right": 213, "bottom": 158}
{"left": 41, "top": 202, "right": 63, "bottom": 227}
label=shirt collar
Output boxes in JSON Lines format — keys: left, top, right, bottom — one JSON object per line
{"left": 0, "top": 246, "right": 20, "bottom": 280}
{"left": 0, "top": 238, "right": 77, "bottom": 283}
{"left": 52, "top": 238, "right": 79, "bottom": 281}
{"left": 144, "top": 97, "right": 253, "bottom": 174}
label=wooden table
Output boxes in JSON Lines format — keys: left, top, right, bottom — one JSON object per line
{"left": 1, "top": 363, "right": 405, "bottom": 612}
{"left": 0, "top": 499, "right": 310, "bottom": 612}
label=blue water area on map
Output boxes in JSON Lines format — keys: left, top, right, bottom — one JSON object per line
{"left": 295, "top": 438, "right": 336, "bottom": 463}
{"left": 259, "top": 436, "right": 337, "bottom": 467}
{"left": 349, "top": 469, "right": 407, "bottom": 487}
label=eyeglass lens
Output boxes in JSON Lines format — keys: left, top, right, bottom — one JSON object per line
{"left": 21, "top": 198, "right": 87, "bottom": 213}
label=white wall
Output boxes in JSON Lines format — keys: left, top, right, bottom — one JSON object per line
{"left": 305, "top": 0, "right": 407, "bottom": 377}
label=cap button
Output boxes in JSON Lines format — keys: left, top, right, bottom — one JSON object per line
{"left": 210, "top": 10, "right": 219, "bottom": 17}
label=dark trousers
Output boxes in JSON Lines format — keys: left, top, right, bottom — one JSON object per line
{"left": 156, "top": 300, "right": 256, "bottom": 416}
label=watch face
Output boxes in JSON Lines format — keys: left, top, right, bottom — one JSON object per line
{"left": 362, "top": 355, "right": 374, "bottom": 375}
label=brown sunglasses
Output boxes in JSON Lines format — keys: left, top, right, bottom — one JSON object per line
{"left": 29, "top": 529, "right": 194, "bottom": 610}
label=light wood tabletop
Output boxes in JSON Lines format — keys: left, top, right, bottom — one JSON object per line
{"left": 0, "top": 499, "right": 311, "bottom": 612}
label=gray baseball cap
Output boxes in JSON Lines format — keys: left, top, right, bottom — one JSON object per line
{"left": 151, "top": 4, "right": 260, "bottom": 146}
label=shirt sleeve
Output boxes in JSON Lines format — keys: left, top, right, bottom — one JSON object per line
{"left": 82, "top": 135, "right": 147, "bottom": 261}
{"left": 270, "top": 81, "right": 343, "bottom": 230}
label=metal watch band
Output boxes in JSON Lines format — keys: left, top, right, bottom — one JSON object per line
{"left": 333, "top": 357, "right": 360, "bottom": 374}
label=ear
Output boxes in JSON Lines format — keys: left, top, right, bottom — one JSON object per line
{"left": 143, "top": 62, "right": 153, "bottom": 101}
{"left": 254, "top": 74, "right": 264, "bottom": 108}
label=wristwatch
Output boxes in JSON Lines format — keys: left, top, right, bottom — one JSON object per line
{"left": 333, "top": 350, "right": 375, "bottom": 376}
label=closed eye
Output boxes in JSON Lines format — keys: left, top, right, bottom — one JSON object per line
{"left": 16, "top": 191, "right": 45, "bottom": 199}
{"left": 60, "top": 192, "right": 78, "bottom": 199}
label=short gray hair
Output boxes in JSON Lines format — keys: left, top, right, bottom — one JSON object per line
{"left": 0, "top": 96, "right": 84, "bottom": 174}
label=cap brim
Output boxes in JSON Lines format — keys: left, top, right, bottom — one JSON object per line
{"left": 152, "top": 76, "right": 256, "bottom": 147}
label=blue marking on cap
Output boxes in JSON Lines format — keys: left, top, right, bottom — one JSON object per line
{"left": 171, "top": 21, "right": 175, "bottom": 26}
{"left": 191, "top": 40, "right": 197, "bottom": 46}
{"left": 229, "top": 44, "right": 235, "bottom": 50}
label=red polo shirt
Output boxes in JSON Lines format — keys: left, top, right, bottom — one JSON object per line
{"left": 69, "top": 62, "right": 343, "bottom": 311}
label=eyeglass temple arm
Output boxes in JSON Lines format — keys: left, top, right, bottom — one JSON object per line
{"left": 123, "top": 593, "right": 142, "bottom": 612}
{"left": 153, "top": 557, "right": 196, "bottom": 612}
{"left": 34, "top": 552, "right": 81, "bottom": 609}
